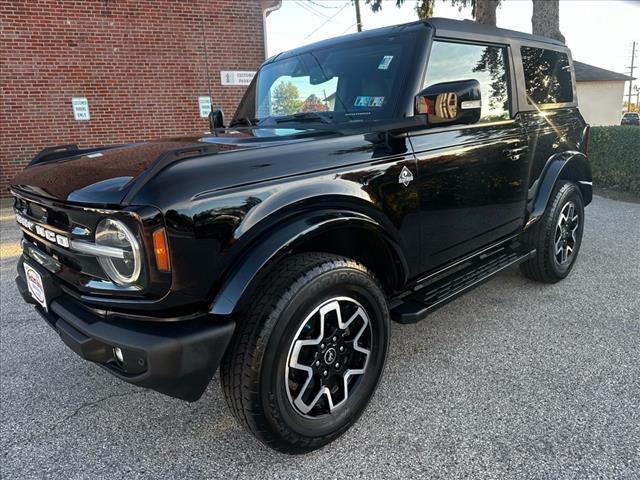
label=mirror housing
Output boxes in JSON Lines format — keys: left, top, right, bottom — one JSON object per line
{"left": 208, "top": 108, "right": 225, "bottom": 130}
{"left": 415, "top": 79, "right": 481, "bottom": 127}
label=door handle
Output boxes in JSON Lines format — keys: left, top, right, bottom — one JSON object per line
{"left": 504, "top": 146, "right": 528, "bottom": 161}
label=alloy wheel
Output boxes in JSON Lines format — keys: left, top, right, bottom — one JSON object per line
{"left": 554, "top": 200, "right": 580, "bottom": 265}
{"left": 285, "top": 297, "right": 372, "bottom": 418}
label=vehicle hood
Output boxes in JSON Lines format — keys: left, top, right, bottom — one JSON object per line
{"left": 11, "top": 128, "right": 333, "bottom": 205}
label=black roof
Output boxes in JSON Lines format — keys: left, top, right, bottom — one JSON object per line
{"left": 427, "top": 17, "right": 565, "bottom": 47}
{"left": 267, "top": 17, "right": 567, "bottom": 64}
{"left": 573, "top": 61, "right": 635, "bottom": 82}
{"left": 268, "top": 20, "right": 428, "bottom": 63}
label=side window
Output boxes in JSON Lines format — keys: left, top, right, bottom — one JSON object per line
{"left": 521, "top": 47, "right": 573, "bottom": 105}
{"left": 424, "top": 41, "right": 510, "bottom": 123}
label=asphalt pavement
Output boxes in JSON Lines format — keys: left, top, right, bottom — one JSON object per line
{"left": 1, "top": 195, "right": 639, "bottom": 479}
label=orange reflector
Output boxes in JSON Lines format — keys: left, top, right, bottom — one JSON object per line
{"left": 152, "top": 228, "right": 170, "bottom": 272}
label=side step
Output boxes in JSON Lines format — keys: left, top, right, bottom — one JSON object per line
{"left": 391, "top": 246, "right": 536, "bottom": 324}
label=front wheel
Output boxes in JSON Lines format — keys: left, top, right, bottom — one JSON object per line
{"left": 520, "top": 180, "right": 585, "bottom": 283}
{"left": 220, "top": 253, "right": 389, "bottom": 453}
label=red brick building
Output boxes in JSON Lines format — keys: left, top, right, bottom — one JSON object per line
{"left": 0, "top": 0, "right": 280, "bottom": 194}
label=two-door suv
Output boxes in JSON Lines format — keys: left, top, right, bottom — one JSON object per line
{"left": 10, "top": 18, "right": 591, "bottom": 452}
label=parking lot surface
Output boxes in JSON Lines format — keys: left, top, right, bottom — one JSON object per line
{"left": 1, "top": 195, "right": 639, "bottom": 479}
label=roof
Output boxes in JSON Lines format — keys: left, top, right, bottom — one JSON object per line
{"left": 574, "top": 61, "right": 635, "bottom": 82}
{"left": 267, "top": 21, "right": 429, "bottom": 63}
{"left": 428, "top": 17, "right": 565, "bottom": 47}
{"left": 266, "top": 17, "right": 567, "bottom": 65}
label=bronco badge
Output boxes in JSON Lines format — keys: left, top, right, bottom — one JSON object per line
{"left": 399, "top": 166, "right": 414, "bottom": 186}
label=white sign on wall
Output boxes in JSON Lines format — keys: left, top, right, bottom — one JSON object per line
{"left": 71, "top": 97, "right": 90, "bottom": 121}
{"left": 198, "top": 96, "right": 212, "bottom": 118}
{"left": 220, "top": 70, "right": 256, "bottom": 86}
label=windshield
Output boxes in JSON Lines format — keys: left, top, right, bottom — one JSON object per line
{"left": 233, "top": 32, "right": 418, "bottom": 127}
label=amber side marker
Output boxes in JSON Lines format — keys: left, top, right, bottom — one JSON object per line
{"left": 152, "top": 228, "right": 170, "bottom": 272}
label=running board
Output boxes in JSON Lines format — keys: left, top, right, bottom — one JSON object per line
{"left": 391, "top": 247, "right": 536, "bottom": 324}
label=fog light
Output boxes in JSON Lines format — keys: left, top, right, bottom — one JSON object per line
{"left": 113, "top": 347, "right": 124, "bottom": 365}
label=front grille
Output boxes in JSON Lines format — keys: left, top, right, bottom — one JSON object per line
{"left": 12, "top": 188, "right": 171, "bottom": 303}
{"left": 12, "top": 192, "right": 118, "bottom": 294}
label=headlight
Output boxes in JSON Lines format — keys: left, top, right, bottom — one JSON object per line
{"left": 95, "top": 218, "right": 142, "bottom": 285}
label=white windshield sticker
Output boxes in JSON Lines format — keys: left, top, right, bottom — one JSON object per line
{"left": 378, "top": 55, "right": 394, "bottom": 70}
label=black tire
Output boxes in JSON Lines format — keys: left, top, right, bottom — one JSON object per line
{"left": 220, "top": 252, "right": 389, "bottom": 454}
{"left": 520, "top": 180, "right": 585, "bottom": 283}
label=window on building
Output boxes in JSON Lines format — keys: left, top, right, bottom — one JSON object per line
{"left": 424, "top": 41, "right": 510, "bottom": 123}
{"left": 521, "top": 47, "right": 573, "bottom": 105}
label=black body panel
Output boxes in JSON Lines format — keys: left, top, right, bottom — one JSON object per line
{"left": 16, "top": 257, "right": 234, "bottom": 401}
{"left": 409, "top": 120, "right": 529, "bottom": 269}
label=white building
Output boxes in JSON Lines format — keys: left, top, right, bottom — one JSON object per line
{"left": 574, "top": 61, "right": 634, "bottom": 126}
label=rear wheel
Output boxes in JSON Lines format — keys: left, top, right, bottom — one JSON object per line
{"left": 520, "top": 180, "right": 585, "bottom": 283}
{"left": 220, "top": 252, "right": 389, "bottom": 453}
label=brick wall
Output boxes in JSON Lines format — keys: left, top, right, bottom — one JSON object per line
{"left": 0, "top": 0, "right": 270, "bottom": 194}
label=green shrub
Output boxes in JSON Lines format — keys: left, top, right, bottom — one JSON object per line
{"left": 589, "top": 126, "right": 640, "bottom": 196}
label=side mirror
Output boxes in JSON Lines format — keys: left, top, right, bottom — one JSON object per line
{"left": 208, "top": 108, "right": 225, "bottom": 130}
{"left": 415, "top": 79, "right": 481, "bottom": 126}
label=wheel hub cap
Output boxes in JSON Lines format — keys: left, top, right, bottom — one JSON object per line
{"left": 324, "top": 348, "right": 337, "bottom": 365}
{"left": 285, "top": 297, "right": 372, "bottom": 418}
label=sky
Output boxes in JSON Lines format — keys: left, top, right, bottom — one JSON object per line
{"left": 266, "top": 0, "right": 639, "bottom": 98}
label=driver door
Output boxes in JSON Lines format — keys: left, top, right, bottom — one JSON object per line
{"left": 409, "top": 40, "right": 530, "bottom": 271}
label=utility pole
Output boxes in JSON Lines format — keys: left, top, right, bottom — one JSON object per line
{"left": 627, "top": 41, "right": 636, "bottom": 112}
{"left": 354, "top": 0, "right": 362, "bottom": 32}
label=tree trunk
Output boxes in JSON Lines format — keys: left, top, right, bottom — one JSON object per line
{"left": 474, "top": 0, "right": 499, "bottom": 26}
{"left": 531, "top": 0, "right": 565, "bottom": 43}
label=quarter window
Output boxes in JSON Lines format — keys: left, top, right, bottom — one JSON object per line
{"left": 424, "top": 41, "right": 510, "bottom": 123}
{"left": 521, "top": 47, "right": 573, "bottom": 105}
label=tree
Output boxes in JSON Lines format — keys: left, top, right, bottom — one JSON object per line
{"left": 473, "top": 46, "right": 508, "bottom": 111}
{"left": 531, "top": 0, "right": 564, "bottom": 43}
{"left": 363, "top": 0, "right": 501, "bottom": 25}
{"left": 302, "top": 94, "right": 328, "bottom": 113}
{"left": 366, "top": 0, "right": 566, "bottom": 44}
{"left": 271, "top": 81, "right": 303, "bottom": 116}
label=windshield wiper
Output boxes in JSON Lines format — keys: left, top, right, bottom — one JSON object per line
{"left": 273, "top": 112, "right": 333, "bottom": 125}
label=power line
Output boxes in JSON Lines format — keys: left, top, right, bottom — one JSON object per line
{"left": 340, "top": 22, "right": 357, "bottom": 34}
{"left": 307, "top": 0, "right": 345, "bottom": 8}
{"left": 296, "top": 1, "right": 329, "bottom": 19}
{"left": 303, "top": 2, "right": 349, "bottom": 40}
{"left": 627, "top": 41, "right": 636, "bottom": 112}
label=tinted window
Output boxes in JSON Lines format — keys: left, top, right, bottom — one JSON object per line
{"left": 242, "top": 33, "right": 418, "bottom": 124}
{"left": 521, "top": 47, "right": 573, "bottom": 105}
{"left": 424, "top": 41, "right": 510, "bottom": 123}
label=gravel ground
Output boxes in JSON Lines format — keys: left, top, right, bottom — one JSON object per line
{"left": 1, "top": 195, "right": 639, "bottom": 479}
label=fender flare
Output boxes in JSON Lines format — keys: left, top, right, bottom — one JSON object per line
{"left": 527, "top": 151, "right": 592, "bottom": 228}
{"left": 209, "top": 209, "right": 408, "bottom": 316}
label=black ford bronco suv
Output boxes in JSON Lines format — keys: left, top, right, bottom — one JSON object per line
{"left": 11, "top": 18, "right": 591, "bottom": 453}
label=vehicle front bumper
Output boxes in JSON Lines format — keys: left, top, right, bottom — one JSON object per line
{"left": 16, "top": 256, "right": 235, "bottom": 401}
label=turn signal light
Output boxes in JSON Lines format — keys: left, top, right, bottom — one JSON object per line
{"left": 152, "top": 228, "right": 170, "bottom": 272}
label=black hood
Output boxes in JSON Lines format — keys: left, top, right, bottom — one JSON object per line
{"left": 11, "top": 127, "right": 334, "bottom": 205}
